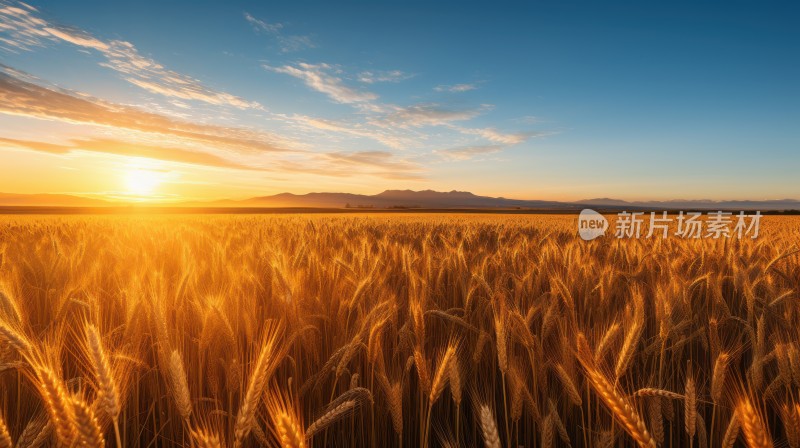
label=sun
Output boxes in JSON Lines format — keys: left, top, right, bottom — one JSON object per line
{"left": 124, "top": 168, "right": 162, "bottom": 196}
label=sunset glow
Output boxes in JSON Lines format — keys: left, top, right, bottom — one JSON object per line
{"left": 0, "top": 1, "right": 797, "bottom": 204}
{"left": 1, "top": 3, "right": 799, "bottom": 448}
{"left": 124, "top": 168, "right": 162, "bottom": 197}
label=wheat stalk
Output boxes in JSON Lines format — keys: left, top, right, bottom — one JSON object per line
{"left": 234, "top": 323, "right": 283, "bottom": 447}
{"left": 576, "top": 333, "right": 656, "bottom": 448}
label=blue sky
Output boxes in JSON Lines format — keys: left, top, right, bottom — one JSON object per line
{"left": 0, "top": 0, "right": 797, "bottom": 201}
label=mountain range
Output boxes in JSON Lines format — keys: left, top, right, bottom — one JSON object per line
{"left": 2, "top": 190, "right": 799, "bottom": 211}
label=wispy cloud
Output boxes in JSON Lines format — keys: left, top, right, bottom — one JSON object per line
{"left": 244, "top": 12, "right": 315, "bottom": 53}
{"left": 379, "top": 103, "right": 487, "bottom": 128}
{"left": 244, "top": 12, "right": 283, "bottom": 33}
{"left": 274, "top": 151, "right": 424, "bottom": 180}
{"left": 266, "top": 62, "right": 377, "bottom": 104}
{"left": 43, "top": 26, "right": 108, "bottom": 50}
{"left": 434, "top": 83, "right": 477, "bottom": 93}
{"left": 0, "top": 68, "right": 285, "bottom": 153}
{"left": 0, "top": 1, "right": 260, "bottom": 109}
{"left": 1, "top": 0, "right": 544, "bottom": 187}
{"left": 0, "top": 67, "right": 425, "bottom": 181}
{"left": 323, "top": 151, "right": 422, "bottom": 176}
{"left": 292, "top": 114, "right": 410, "bottom": 149}
{"left": 0, "top": 136, "right": 260, "bottom": 170}
{"left": 358, "top": 70, "right": 413, "bottom": 84}
{"left": 437, "top": 144, "right": 504, "bottom": 161}
{"left": 0, "top": 1, "right": 48, "bottom": 52}
{"left": 447, "top": 125, "right": 544, "bottom": 145}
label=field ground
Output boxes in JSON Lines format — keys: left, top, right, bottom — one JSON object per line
{"left": 1, "top": 214, "right": 799, "bottom": 447}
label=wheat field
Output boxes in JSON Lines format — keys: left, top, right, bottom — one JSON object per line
{"left": 0, "top": 213, "right": 799, "bottom": 447}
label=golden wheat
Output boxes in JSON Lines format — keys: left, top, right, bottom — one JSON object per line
{"left": 0, "top": 214, "right": 796, "bottom": 446}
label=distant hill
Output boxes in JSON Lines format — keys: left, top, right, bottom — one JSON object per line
{"left": 225, "top": 189, "right": 570, "bottom": 209}
{"left": 578, "top": 198, "right": 800, "bottom": 211}
{"left": 1, "top": 190, "right": 799, "bottom": 211}
{"left": 0, "top": 193, "right": 110, "bottom": 207}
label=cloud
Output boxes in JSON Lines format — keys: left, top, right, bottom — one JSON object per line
{"left": 0, "top": 1, "right": 260, "bottom": 109}
{"left": 0, "top": 69, "right": 286, "bottom": 153}
{"left": 434, "top": 83, "right": 477, "bottom": 93}
{"left": 0, "top": 136, "right": 71, "bottom": 154}
{"left": 0, "top": 136, "right": 260, "bottom": 170}
{"left": 266, "top": 63, "right": 377, "bottom": 104}
{"left": 43, "top": 26, "right": 109, "bottom": 50}
{"left": 273, "top": 150, "right": 424, "bottom": 180}
{"left": 324, "top": 150, "right": 419, "bottom": 172}
{"left": 437, "top": 144, "right": 504, "bottom": 161}
{"left": 448, "top": 125, "right": 542, "bottom": 145}
{"left": 0, "top": 1, "right": 48, "bottom": 52}
{"left": 379, "top": 103, "right": 486, "bottom": 128}
{"left": 358, "top": 70, "right": 413, "bottom": 84}
{"left": 244, "top": 12, "right": 283, "bottom": 33}
{"left": 292, "top": 114, "right": 409, "bottom": 149}
{"left": 0, "top": 68, "right": 424, "bottom": 181}
{"left": 244, "top": 12, "right": 315, "bottom": 53}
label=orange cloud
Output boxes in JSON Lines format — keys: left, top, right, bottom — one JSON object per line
{"left": 0, "top": 137, "right": 261, "bottom": 171}
{"left": 0, "top": 70, "right": 288, "bottom": 154}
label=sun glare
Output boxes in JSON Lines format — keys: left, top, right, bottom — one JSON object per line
{"left": 124, "top": 168, "right": 162, "bottom": 197}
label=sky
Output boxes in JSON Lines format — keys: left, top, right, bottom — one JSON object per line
{"left": 0, "top": 0, "right": 798, "bottom": 203}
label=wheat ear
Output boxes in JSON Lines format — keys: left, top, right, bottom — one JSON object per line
{"left": 86, "top": 324, "right": 120, "bottom": 419}
{"left": 71, "top": 397, "right": 104, "bottom": 448}
{"left": 735, "top": 397, "right": 772, "bottom": 448}
{"left": 685, "top": 374, "right": 697, "bottom": 438}
{"left": 0, "top": 321, "right": 31, "bottom": 355}
{"left": 234, "top": 324, "right": 283, "bottom": 447}
{"left": 37, "top": 367, "right": 76, "bottom": 447}
{"left": 305, "top": 400, "right": 356, "bottom": 439}
{"left": 632, "top": 388, "right": 685, "bottom": 401}
{"left": 576, "top": 333, "right": 656, "bottom": 448}
{"left": 168, "top": 350, "right": 192, "bottom": 421}
{"left": 721, "top": 414, "right": 740, "bottom": 448}
{"left": 429, "top": 345, "right": 455, "bottom": 404}
{"left": 0, "top": 412, "right": 12, "bottom": 448}
{"left": 191, "top": 427, "right": 223, "bottom": 448}
{"left": 478, "top": 404, "right": 501, "bottom": 448}
{"left": 15, "top": 414, "right": 51, "bottom": 448}
{"left": 711, "top": 352, "right": 729, "bottom": 404}
{"left": 554, "top": 363, "right": 582, "bottom": 406}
